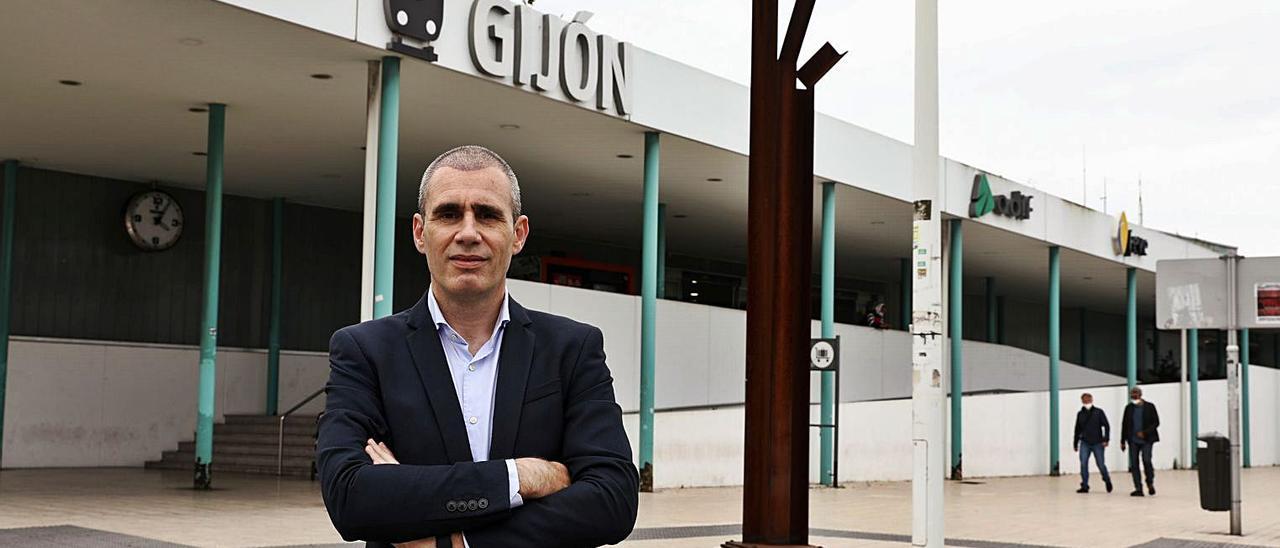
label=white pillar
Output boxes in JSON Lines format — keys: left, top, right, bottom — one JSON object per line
{"left": 911, "top": 0, "right": 945, "bottom": 545}
{"left": 360, "top": 60, "right": 382, "bottom": 322}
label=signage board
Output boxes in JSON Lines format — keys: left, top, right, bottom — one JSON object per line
{"left": 1157, "top": 256, "right": 1280, "bottom": 329}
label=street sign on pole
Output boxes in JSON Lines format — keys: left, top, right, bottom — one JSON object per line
{"left": 1155, "top": 255, "right": 1280, "bottom": 536}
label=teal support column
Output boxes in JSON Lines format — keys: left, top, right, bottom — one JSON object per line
{"left": 949, "top": 219, "right": 964, "bottom": 479}
{"left": 996, "top": 296, "right": 1006, "bottom": 345}
{"left": 1125, "top": 267, "right": 1137, "bottom": 391}
{"left": 1189, "top": 328, "right": 1200, "bottom": 467}
{"left": 373, "top": 56, "right": 400, "bottom": 319}
{"left": 985, "top": 277, "right": 996, "bottom": 343}
{"left": 0, "top": 160, "right": 17, "bottom": 466}
{"left": 1079, "top": 309, "right": 1088, "bottom": 367}
{"left": 1048, "top": 246, "right": 1061, "bottom": 476}
{"left": 195, "top": 103, "right": 226, "bottom": 489}
{"left": 266, "top": 198, "right": 284, "bottom": 415}
{"left": 1217, "top": 332, "right": 1227, "bottom": 378}
{"left": 819, "top": 181, "right": 837, "bottom": 486}
{"left": 657, "top": 203, "right": 666, "bottom": 299}
{"left": 638, "top": 131, "right": 660, "bottom": 492}
{"left": 1241, "top": 328, "right": 1250, "bottom": 468}
{"left": 900, "top": 257, "right": 911, "bottom": 330}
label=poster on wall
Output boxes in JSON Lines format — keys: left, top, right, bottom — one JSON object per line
{"left": 1258, "top": 282, "right": 1280, "bottom": 324}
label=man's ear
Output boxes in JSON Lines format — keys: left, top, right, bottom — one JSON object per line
{"left": 512, "top": 215, "right": 530, "bottom": 254}
{"left": 412, "top": 213, "right": 428, "bottom": 255}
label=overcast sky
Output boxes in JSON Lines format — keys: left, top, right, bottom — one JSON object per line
{"left": 534, "top": 0, "right": 1280, "bottom": 257}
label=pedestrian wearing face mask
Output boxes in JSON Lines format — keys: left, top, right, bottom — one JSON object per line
{"left": 1073, "top": 392, "right": 1112, "bottom": 493}
{"left": 1121, "top": 386, "right": 1161, "bottom": 496}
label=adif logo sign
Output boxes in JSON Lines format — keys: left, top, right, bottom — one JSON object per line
{"left": 969, "top": 173, "right": 1033, "bottom": 220}
{"left": 385, "top": 0, "right": 445, "bottom": 61}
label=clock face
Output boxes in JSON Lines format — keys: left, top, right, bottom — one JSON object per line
{"left": 124, "top": 190, "right": 184, "bottom": 251}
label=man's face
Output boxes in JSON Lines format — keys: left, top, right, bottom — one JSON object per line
{"left": 1130, "top": 389, "right": 1142, "bottom": 401}
{"left": 413, "top": 166, "right": 529, "bottom": 301}
{"left": 1081, "top": 395, "right": 1093, "bottom": 406}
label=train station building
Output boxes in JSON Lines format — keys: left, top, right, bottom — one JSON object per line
{"left": 0, "top": 0, "right": 1277, "bottom": 492}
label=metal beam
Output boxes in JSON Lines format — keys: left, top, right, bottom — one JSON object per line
{"left": 373, "top": 56, "right": 400, "bottom": 319}
{"left": 195, "top": 103, "right": 226, "bottom": 489}
{"left": 1241, "top": 328, "right": 1250, "bottom": 468}
{"left": 266, "top": 198, "right": 284, "bottom": 416}
{"left": 819, "top": 181, "right": 836, "bottom": 487}
{"left": 985, "top": 277, "right": 996, "bottom": 343}
{"left": 639, "top": 131, "right": 660, "bottom": 493}
{"left": 1190, "top": 327, "right": 1200, "bottom": 467}
{"left": 1048, "top": 246, "right": 1061, "bottom": 476}
{"left": 900, "top": 257, "right": 911, "bottom": 331}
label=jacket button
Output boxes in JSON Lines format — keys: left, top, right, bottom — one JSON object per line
{"left": 446, "top": 501, "right": 457, "bottom": 512}
{"left": 478, "top": 498, "right": 489, "bottom": 509}
{"left": 468, "top": 499, "right": 479, "bottom": 511}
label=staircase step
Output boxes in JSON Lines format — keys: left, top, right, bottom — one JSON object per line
{"left": 214, "top": 422, "right": 317, "bottom": 436}
{"left": 145, "top": 459, "right": 312, "bottom": 478}
{"left": 177, "top": 441, "right": 314, "bottom": 457}
{"left": 157, "top": 450, "right": 314, "bottom": 469}
{"left": 225, "top": 414, "right": 320, "bottom": 426}
{"left": 214, "top": 432, "right": 316, "bottom": 446}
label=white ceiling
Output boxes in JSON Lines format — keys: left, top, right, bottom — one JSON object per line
{"left": 0, "top": 0, "right": 1153, "bottom": 316}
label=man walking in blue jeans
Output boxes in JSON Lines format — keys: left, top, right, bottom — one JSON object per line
{"left": 1121, "top": 386, "right": 1161, "bottom": 497}
{"left": 1073, "top": 392, "right": 1112, "bottom": 493}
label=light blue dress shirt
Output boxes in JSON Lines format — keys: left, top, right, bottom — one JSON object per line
{"left": 427, "top": 287, "right": 524, "bottom": 520}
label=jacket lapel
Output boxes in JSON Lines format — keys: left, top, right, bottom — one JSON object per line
{"left": 488, "top": 298, "right": 535, "bottom": 461}
{"left": 404, "top": 292, "right": 474, "bottom": 464}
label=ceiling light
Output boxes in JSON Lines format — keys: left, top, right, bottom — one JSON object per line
{"left": 673, "top": 214, "right": 688, "bottom": 219}
{"left": 58, "top": 80, "right": 82, "bottom": 86}
{"left": 570, "top": 192, "right": 591, "bottom": 197}
{"left": 188, "top": 107, "right": 208, "bottom": 113}
{"left": 870, "top": 221, "right": 886, "bottom": 225}
{"left": 689, "top": 292, "right": 700, "bottom": 298}
{"left": 179, "top": 38, "right": 204, "bottom": 46}
{"left": 192, "top": 151, "right": 207, "bottom": 156}
{"left": 310, "top": 73, "right": 333, "bottom": 80}
{"left": 499, "top": 124, "right": 520, "bottom": 130}
{"left": 1083, "top": 276, "right": 1093, "bottom": 280}
{"left": 706, "top": 177, "right": 723, "bottom": 182}
{"left": 321, "top": 173, "right": 341, "bottom": 179}
{"left": 616, "top": 154, "right": 633, "bottom": 159}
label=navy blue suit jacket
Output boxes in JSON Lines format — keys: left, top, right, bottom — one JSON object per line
{"left": 317, "top": 291, "right": 639, "bottom": 547}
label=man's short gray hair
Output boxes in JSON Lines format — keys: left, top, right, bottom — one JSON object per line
{"left": 418, "top": 145, "right": 522, "bottom": 219}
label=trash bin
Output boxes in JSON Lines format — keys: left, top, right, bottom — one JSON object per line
{"left": 1197, "top": 433, "right": 1230, "bottom": 511}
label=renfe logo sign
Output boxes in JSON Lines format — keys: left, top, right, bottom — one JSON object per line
{"left": 1115, "top": 212, "right": 1149, "bottom": 256}
{"left": 384, "top": 0, "right": 633, "bottom": 116}
{"left": 969, "top": 173, "right": 1033, "bottom": 220}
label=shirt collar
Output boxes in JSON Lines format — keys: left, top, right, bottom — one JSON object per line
{"left": 426, "top": 285, "right": 511, "bottom": 336}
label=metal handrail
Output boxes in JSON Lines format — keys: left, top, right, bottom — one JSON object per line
{"left": 278, "top": 387, "right": 325, "bottom": 476}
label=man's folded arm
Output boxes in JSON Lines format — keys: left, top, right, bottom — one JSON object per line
{"left": 317, "top": 328, "right": 512, "bottom": 543}
{"left": 465, "top": 327, "right": 639, "bottom": 548}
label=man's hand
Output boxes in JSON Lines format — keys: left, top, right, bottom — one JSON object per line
{"left": 1073, "top": 445, "right": 1078, "bottom": 453}
{"left": 391, "top": 532, "right": 463, "bottom": 548}
{"left": 1103, "top": 442, "right": 1109, "bottom": 448}
{"left": 366, "top": 439, "right": 399, "bottom": 465}
{"left": 514, "top": 457, "right": 571, "bottom": 500}
{"left": 1137, "top": 431, "right": 1146, "bottom": 439}
{"left": 1121, "top": 442, "right": 1127, "bottom": 452}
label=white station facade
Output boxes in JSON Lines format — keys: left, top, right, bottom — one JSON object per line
{"left": 0, "top": 0, "right": 1276, "bottom": 487}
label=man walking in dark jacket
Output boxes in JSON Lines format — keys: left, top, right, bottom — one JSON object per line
{"left": 1073, "top": 393, "right": 1112, "bottom": 493}
{"left": 1121, "top": 386, "right": 1161, "bottom": 497}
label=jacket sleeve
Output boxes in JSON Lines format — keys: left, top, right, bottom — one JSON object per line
{"left": 1100, "top": 410, "right": 1111, "bottom": 442}
{"left": 464, "top": 326, "right": 640, "bottom": 548}
{"left": 1143, "top": 403, "right": 1160, "bottom": 437}
{"left": 317, "top": 328, "right": 513, "bottom": 543}
{"left": 1120, "top": 405, "right": 1130, "bottom": 443}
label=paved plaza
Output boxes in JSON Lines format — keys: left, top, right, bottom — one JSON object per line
{"left": 0, "top": 467, "right": 1277, "bottom": 547}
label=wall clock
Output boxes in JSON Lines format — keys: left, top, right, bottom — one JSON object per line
{"left": 124, "top": 190, "right": 184, "bottom": 251}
